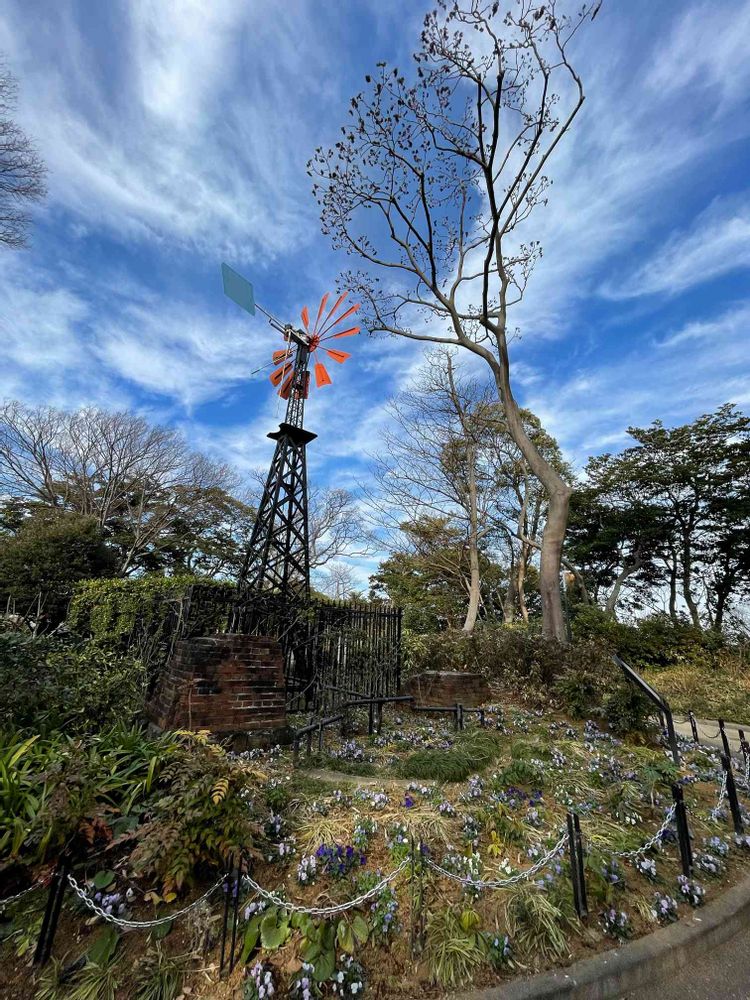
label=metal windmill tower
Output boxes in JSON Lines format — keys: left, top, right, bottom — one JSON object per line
{"left": 221, "top": 264, "right": 359, "bottom": 602}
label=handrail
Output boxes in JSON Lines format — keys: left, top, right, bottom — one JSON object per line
{"left": 612, "top": 653, "right": 680, "bottom": 765}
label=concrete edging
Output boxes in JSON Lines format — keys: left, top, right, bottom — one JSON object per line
{"left": 459, "top": 870, "right": 750, "bottom": 999}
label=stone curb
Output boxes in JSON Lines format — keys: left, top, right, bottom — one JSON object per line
{"left": 458, "top": 871, "right": 750, "bottom": 999}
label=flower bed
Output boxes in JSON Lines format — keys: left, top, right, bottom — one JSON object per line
{"left": 2, "top": 702, "right": 750, "bottom": 998}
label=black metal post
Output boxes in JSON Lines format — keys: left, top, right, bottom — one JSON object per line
{"left": 671, "top": 784, "right": 693, "bottom": 876}
{"left": 229, "top": 860, "right": 241, "bottom": 974}
{"left": 566, "top": 813, "right": 587, "bottom": 919}
{"left": 479, "top": 708, "right": 485, "bottom": 728}
{"left": 219, "top": 854, "right": 234, "bottom": 976}
{"left": 293, "top": 738, "right": 300, "bottom": 765}
{"left": 721, "top": 754, "right": 744, "bottom": 835}
{"left": 34, "top": 855, "right": 69, "bottom": 967}
{"left": 573, "top": 813, "right": 588, "bottom": 918}
{"left": 306, "top": 729, "right": 313, "bottom": 757}
{"left": 689, "top": 710, "right": 700, "bottom": 743}
{"left": 368, "top": 701, "right": 374, "bottom": 736}
{"left": 719, "top": 719, "right": 732, "bottom": 758}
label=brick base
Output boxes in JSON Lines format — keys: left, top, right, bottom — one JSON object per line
{"left": 405, "top": 670, "right": 490, "bottom": 708}
{"left": 146, "top": 634, "right": 289, "bottom": 749}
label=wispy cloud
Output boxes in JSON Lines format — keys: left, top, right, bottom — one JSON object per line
{"left": 601, "top": 196, "right": 750, "bottom": 300}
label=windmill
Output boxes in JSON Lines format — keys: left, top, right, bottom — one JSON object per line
{"left": 221, "top": 263, "right": 359, "bottom": 603}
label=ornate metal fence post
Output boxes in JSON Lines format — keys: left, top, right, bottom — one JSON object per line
{"left": 721, "top": 754, "right": 744, "bottom": 835}
{"left": 33, "top": 853, "right": 69, "bottom": 966}
{"left": 670, "top": 784, "right": 693, "bottom": 876}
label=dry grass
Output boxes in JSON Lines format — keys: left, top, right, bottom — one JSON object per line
{"left": 643, "top": 662, "right": 750, "bottom": 721}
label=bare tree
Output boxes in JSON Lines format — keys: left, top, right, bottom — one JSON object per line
{"left": 320, "top": 561, "right": 358, "bottom": 600}
{"left": 0, "top": 62, "right": 47, "bottom": 248}
{"left": 0, "top": 400, "right": 238, "bottom": 574}
{"left": 308, "top": 486, "right": 372, "bottom": 569}
{"left": 365, "top": 351, "right": 497, "bottom": 632}
{"left": 310, "top": 0, "right": 601, "bottom": 639}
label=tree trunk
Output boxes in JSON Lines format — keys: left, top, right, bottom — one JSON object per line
{"left": 604, "top": 558, "right": 643, "bottom": 619}
{"left": 485, "top": 339, "right": 571, "bottom": 641}
{"left": 503, "top": 557, "right": 517, "bottom": 624}
{"left": 538, "top": 488, "right": 570, "bottom": 641}
{"left": 667, "top": 550, "right": 678, "bottom": 619}
{"left": 462, "top": 447, "right": 481, "bottom": 633}
{"left": 516, "top": 553, "right": 528, "bottom": 622}
{"left": 681, "top": 537, "right": 701, "bottom": 627}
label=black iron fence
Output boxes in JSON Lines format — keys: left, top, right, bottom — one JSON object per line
{"left": 142, "top": 586, "right": 402, "bottom": 712}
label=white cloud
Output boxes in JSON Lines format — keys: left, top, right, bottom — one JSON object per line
{"left": 0, "top": 0, "right": 343, "bottom": 260}
{"left": 524, "top": 303, "right": 750, "bottom": 465}
{"left": 601, "top": 196, "right": 750, "bottom": 300}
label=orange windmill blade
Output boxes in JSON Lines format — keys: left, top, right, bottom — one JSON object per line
{"left": 267, "top": 290, "right": 360, "bottom": 397}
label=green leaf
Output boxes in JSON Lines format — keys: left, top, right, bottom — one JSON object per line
{"left": 241, "top": 915, "right": 262, "bottom": 964}
{"left": 337, "top": 920, "right": 355, "bottom": 954}
{"left": 87, "top": 926, "right": 120, "bottom": 966}
{"left": 260, "top": 913, "right": 290, "bottom": 951}
{"left": 352, "top": 914, "right": 369, "bottom": 944}
{"left": 313, "top": 949, "right": 335, "bottom": 982}
{"left": 150, "top": 919, "right": 173, "bottom": 941}
{"left": 92, "top": 870, "right": 116, "bottom": 890}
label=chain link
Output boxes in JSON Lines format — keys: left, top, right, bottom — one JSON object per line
{"left": 66, "top": 875, "right": 224, "bottom": 929}
{"left": 424, "top": 830, "right": 569, "bottom": 889}
{"left": 0, "top": 882, "right": 42, "bottom": 910}
{"left": 710, "top": 772, "right": 728, "bottom": 820}
{"left": 614, "top": 805, "right": 677, "bottom": 859}
{"left": 242, "top": 857, "right": 411, "bottom": 916}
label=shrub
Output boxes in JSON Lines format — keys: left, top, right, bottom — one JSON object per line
{"left": 554, "top": 656, "right": 604, "bottom": 719}
{"left": 424, "top": 906, "right": 486, "bottom": 987}
{"left": 571, "top": 606, "right": 724, "bottom": 671}
{"left": 396, "top": 730, "right": 503, "bottom": 782}
{"left": 0, "top": 632, "right": 146, "bottom": 734}
{"left": 0, "top": 725, "right": 179, "bottom": 864}
{"left": 130, "top": 734, "right": 260, "bottom": 895}
{"left": 0, "top": 510, "right": 116, "bottom": 626}
{"left": 603, "top": 680, "right": 653, "bottom": 734}
{"left": 67, "top": 575, "right": 233, "bottom": 678}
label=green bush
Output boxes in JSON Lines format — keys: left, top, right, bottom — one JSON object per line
{"left": 553, "top": 642, "right": 609, "bottom": 719}
{"left": 68, "top": 574, "right": 233, "bottom": 666}
{"left": 0, "top": 511, "right": 116, "bottom": 625}
{"left": 571, "top": 606, "right": 724, "bottom": 671}
{"left": 0, "top": 632, "right": 146, "bottom": 734}
{"left": 603, "top": 681, "right": 653, "bottom": 734}
{"left": 130, "top": 734, "right": 260, "bottom": 895}
{"left": 0, "top": 725, "right": 180, "bottom": 864}
{"left": 397, "top": 729, "right": 503, "bottom": 782}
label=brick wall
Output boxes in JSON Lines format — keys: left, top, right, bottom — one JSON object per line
{"left": 147, "top": 634, "right": 287, "bottom": 747}
{"left": 405, "top": 670, "right": 490, "bottom": 708}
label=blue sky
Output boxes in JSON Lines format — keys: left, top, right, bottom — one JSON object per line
{"left": 1, "top": 0, "right": 749, "bottom": 585}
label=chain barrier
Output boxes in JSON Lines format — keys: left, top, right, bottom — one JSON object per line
{"left": 425, "top": 830, "right": 569, "bottom": 889}
{"left": 0, "top": 882, "right": 43, "bottom": 910}
{"left": 710, "top": 771, "right": 728, "bottom": 821}
{"left": 66, "top": 875, "right": 224, "bottom": 929}
{"left": 613, "top": 805, "right": 677, "bottom": 859}
{"left": 241, "top": 857, "right": 411, "bottom": 916}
